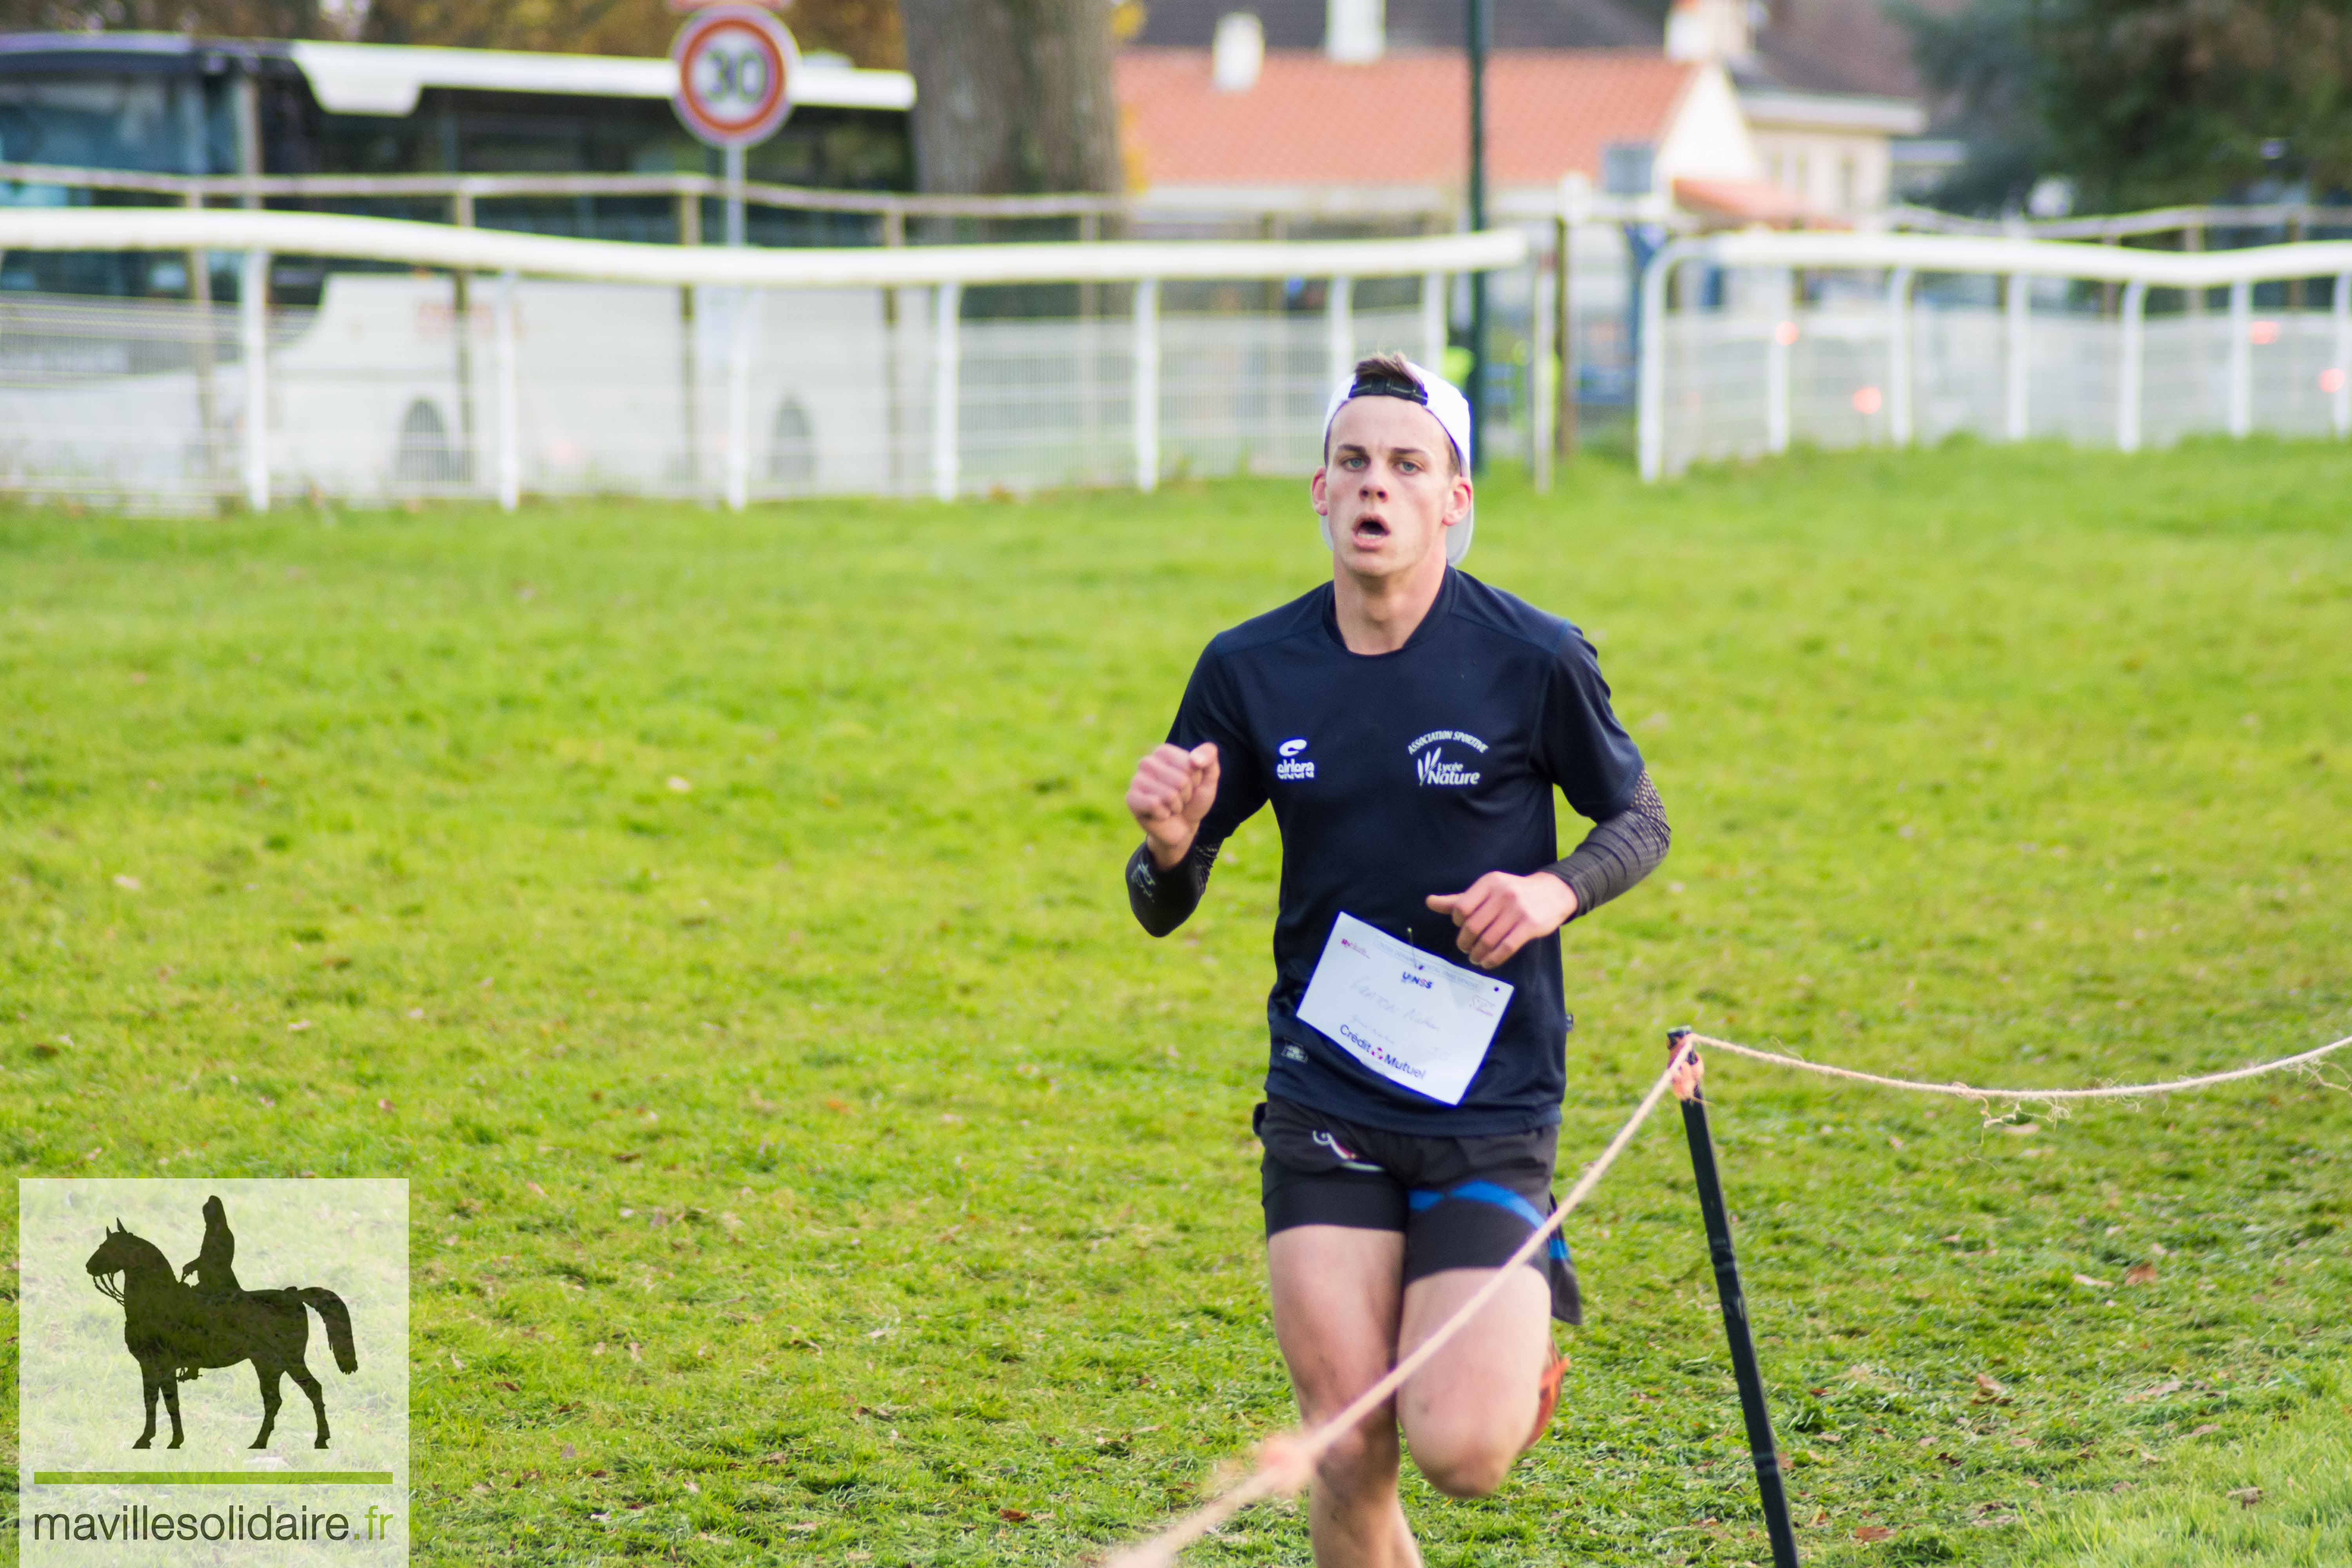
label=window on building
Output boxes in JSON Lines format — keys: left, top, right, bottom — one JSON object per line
{"left": 1601, "top": 141, "right": 1655, "bottom": 197}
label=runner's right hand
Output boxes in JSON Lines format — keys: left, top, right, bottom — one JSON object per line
{"left": 1126, "top": 742, "right": 1219, "bottom": 869}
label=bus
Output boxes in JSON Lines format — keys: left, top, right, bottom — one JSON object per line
{"left": 0, "top": 30, "right": 916, "bottom": 296}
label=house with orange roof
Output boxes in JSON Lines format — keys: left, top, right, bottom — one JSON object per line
{"left": 1116, "top": 40, "right": 1770, "bottom": 223}
{"left": 1119, "top": 0, "right": 1930, "bottom": 224}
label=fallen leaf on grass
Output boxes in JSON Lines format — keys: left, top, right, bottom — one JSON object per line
{"left": 2231, "top": 1488, "right": 2263, "bottom": 1508}
{"left": 2123, "top": 1262, "right": 2158, "bottom": 1286}
{"left": 1974, "top": 1372, "right": 2010, "bottom": 1402}
{"left": 2123, "top": 1378, "right": 2182, "bottom": 1404}
{"left": 561, "top": 1444, "right": 577, "bottom": 1459}
{"left": 494, "top": 1379, "right": 520, "bottom": 1392}
{"left": 1854, "top": 1525, "right": 1895, "bottom": 1542}
{"left": 2073, "top": 1272, "right": 2112, "bottom": 1288}
{"left": 997, "top": 1508, "right": 1031, "bottom": 1523}
{"left": 2189, "top": 1424, "right": 2221, "bottom": 1438}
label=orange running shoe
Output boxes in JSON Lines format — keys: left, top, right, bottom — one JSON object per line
{"left": 1525, "top": 1347, "right": 1570, "bottom": 1451}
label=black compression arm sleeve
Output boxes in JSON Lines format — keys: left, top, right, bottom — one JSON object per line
{"left": 1541, "top": 770, "right": 1670, "bottom": 921}
{"left": 1126, "top": 838, "right": 1220, "bottom": 937}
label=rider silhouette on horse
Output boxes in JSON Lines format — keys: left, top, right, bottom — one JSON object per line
{"left": 174, "top": 1194, "right": 242, "bottom": 1381}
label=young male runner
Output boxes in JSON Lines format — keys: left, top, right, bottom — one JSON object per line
{"left": 1122, "top": 354, "right": 1671, "bottom": 1565}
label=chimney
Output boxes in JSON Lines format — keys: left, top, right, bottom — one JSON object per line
{"left": 1326, "top": 0, "right": 1385, "bottom": 63}
{"left": 1664, "top": 0, "right": 1753, "bottom": 64}
{"left": 1212, "top": 12, "right": 1265, "bottom": 92}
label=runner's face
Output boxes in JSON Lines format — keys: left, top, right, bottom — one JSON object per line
{"left": 1313, "top": 397, "right": 1471, "bottom": 580}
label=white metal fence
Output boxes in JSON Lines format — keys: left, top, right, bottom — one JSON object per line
{"left": 0, "top": 208, "right": 1522, "bottom": 510}
{"left": 1639, "top": 231, "right": 2352, "bottom": 480}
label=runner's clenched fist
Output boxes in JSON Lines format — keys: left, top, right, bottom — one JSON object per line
{"left": 1125, "top": 742, "right": 1220, "bottom": 869}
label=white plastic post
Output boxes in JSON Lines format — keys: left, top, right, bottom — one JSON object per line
{"left": 1133, "top": 276, "right": 1161, "bottom": 493}
{"left": 2118, "top": 278, "right": 2147, "bottom": 454}
{"left": 726, "top": 288, "right": 759, "bottom": 511}
{"left": 2227, "top": 277, "right": 2252, "bottom": 438}
{"left": 2334, "top": 271, "right": 2351, "bottom": 439}
{"left": 1887, "top": 265, "right": 1913, "bottom": 446}
{"left": 1636, "top": 245, "right": 1675, "bottom": 483}
{"left": 931, "top": 281, "right": 960, "bottom": 501}
{"left": 495, "top": 269, "right": 520, "bottom": 512}
{"left": 2004, "top": 272, "right": 2029, "bottom": 441}
{"left": 1765, "top": 271, "right": 1793, "bottom": 456}
{"left": 1530, "top": 259, "right": 1553, "bottom": 492}
{"left": 1326, "top": 274, "right": 1354, "bottom": 395}
{"left": 238, "top": 248, "right": 269, "bottom": 510}
{"left": 1421, "top": 270, "right": 1446, "bottom": 370}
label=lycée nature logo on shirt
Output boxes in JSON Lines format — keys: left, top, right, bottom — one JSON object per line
{"left": 1276, "top": 737, "right": 1316, "bottom": 781}
{"left": 1408, "top": 729, "right": 1487, "bottom": 787}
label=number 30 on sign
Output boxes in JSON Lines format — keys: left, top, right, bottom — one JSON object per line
{"left": 670, "top": 3, "right": 800, "bottom": 149}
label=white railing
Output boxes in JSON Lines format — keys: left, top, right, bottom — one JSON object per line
{"left": 1889, "top": 201, "right": 2352, "bottom": 245}
{"left": 1638, "top": 231, "right": 2352, "bottom": 481}
{"left": 0, "top": 208, "right": 1523, "bottom": 510}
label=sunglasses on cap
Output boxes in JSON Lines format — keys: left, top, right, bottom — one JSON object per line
{"left": 1345, "top": 368, "right": 1428, "bottom": 405}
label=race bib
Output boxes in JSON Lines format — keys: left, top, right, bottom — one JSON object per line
{"left": 1296, "top": 913, "right": 1513, "bottom": 1105}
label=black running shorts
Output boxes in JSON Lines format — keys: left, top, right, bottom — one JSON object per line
{"left": 1255, "top": 1098, "right": 1583, "bottom": 1325}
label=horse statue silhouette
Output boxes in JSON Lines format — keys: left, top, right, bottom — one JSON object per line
{"left": 84, "top": 1197, "right": 358, "bottom": 1451}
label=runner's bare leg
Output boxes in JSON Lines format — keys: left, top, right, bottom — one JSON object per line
{"left": 1395, "top": 1265, "right": 1553, "bottom": 1496}
{"left": 1267, "top": 1226, "right": 1424, "bottom": 1568}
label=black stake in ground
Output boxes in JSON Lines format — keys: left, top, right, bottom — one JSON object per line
{"left": 1670, "top": 1027, "right": 1801, "bottom": 1568}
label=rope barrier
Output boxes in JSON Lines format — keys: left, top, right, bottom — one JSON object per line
{"left": 1681, "top": 1030, "right": 2352, "bottom": 1107}
{"left": 1095, "top": 1037, "right": 1702, "bottom": 1568}
{"left": 1091, "top": 1026, "right": 2352, "bottom": 1564}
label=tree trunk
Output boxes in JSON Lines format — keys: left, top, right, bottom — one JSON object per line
{"left": 900, "top": 0, "right": 1123, "bottom": 194}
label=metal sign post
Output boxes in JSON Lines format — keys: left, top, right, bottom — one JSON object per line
{"left": 1668, "top": 1028, "right": 1802, "bottom": 1568}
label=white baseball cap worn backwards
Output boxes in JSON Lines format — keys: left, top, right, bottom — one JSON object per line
{"left": 1319, "top": 357, "right": 1476, "bottom": 565}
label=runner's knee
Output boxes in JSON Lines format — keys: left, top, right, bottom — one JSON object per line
{"left": 1309, "top": 1419, "right": 1400, "bottom": 1497}
{"left": 1406, "top": 1423, "right": 1517, "bottom": 1499}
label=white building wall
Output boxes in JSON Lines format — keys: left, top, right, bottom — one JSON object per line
{"left": 1654, "top": 63, "right": 1763, "bottom": 188}
{"left": 1752, "top": 127, "right": 1894, "bottom": 217}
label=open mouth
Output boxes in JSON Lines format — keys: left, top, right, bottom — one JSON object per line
{"left": 1350, "top": 514, "right": 1391, "bottom": 544}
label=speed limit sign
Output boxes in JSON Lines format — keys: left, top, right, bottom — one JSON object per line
{"left": 671, "top": 4, "right": 799, "bottom": 149}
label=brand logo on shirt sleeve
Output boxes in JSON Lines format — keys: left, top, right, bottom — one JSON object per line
{"left": 1407, "top": 729, "right": 1486, "bottom": 787}
{"left": 1275, "top": 737, "right": 1316, "bottom": 780}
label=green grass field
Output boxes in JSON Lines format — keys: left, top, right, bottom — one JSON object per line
{"left": 4, "top": 438, "right": 2350, "bottom": 1566}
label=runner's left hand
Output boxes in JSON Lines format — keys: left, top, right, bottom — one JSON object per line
{"left": 1425, "top": 871, "right": 1578, "bottom": 969}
